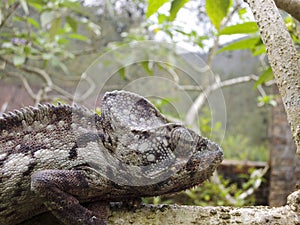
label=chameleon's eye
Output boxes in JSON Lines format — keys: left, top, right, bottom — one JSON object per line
{"left": 170, "top": 127, "right": 195, "bottom": 160}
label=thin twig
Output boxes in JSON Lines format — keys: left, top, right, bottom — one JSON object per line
{"left": 0, "top": 102, "right": 8, "bottom": 115}
{"left": 159, "top": 63, "right": 180, "bottom": 83}
{"left": 51, "top": 85, "right": 76, "bottom": 100}
{"left": 0, "top": 56, "right": 53, "bottom": 88}
{"left": 5, "top": 71, "right": 37, "bottom": 100}
{"left": 21, "top": 65, "right": 53, "bottom": 88}
{"left": 72, "top": 48, "right": 98, "bottom": 57}
{"left": 0, "top": 2, "right": 20, "bottom": 30}
{"left": 71, "top": 72, "right": 97, "bottom": 102}
{"left": 185, "top": 74, "right": 260, "bottom": 129}
{"left": 0, "top": 55, "right": 97, "bottom": 102}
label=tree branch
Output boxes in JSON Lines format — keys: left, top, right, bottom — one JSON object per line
{"left": 19, "top": 190, "right": 300, "bottom": 225}
{"left": 245, "top": 0, "right": 300, "bottom": 154}
{"left": 274, "top": 0, "right": 300, "bottom": 22}
{"left": 0, "top": 2, "right": 20, "bottom": 29}
{"left": 108, "top": 190, "right": 300, "bottom": 224}
{"left": 5, "top": 71, "right": 38, "bottom": 100}
{"left": 185, "top": 74, "right": 260, "bottom": 130}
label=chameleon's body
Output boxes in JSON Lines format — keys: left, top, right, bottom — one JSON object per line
{"left": 0, "top": 90, "right": 223, "bottom": 225}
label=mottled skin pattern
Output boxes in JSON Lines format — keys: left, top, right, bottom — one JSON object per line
{"left": 0, "top": 90, "right": 223, "bottom": 225}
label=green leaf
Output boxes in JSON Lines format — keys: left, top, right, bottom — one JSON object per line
{"left": 24, "top": 45, "right": 31, "bottom": 54}
{"left": 252, "top": 44, "right": 266, "bottom": 56}
{"left": 257, "top": 95, "right": 277, "bottom": 107}
{"left": 219, "top": 22, "right": 258, "bottom": 35}
{"left": 61, "top": 0, "right": 87, "bottom": 15}
{"left": 169, "top": 0, "right": 189, "bottom": 21}
{"left": 141, "top": 61, "right": 154, "bottom": 75}
{"left": 238, "top": 7, "right": 247, "bottom": 19}
{"left": 217, "top": 37, "right": 260, "bottom": 54}
{"left": 66, "top": 16, "right": 77, "bottom": 32}
{"left": 206, "top": 0, "right": 231, "bottom": 30}
{"left": 146, "top": 0, "right": 170, "bottom": 18}
{"left": 57, "top": 37, "right": 69, "bottom": 45}
{"left": 27, "top": 1, "right": 43, "bottom": 12}
{"left": 158, "top": 13, "right": 168, "bottom": 24}
{"left": 67, "top": 33, "right": 88, "bottom": 41}
{"left": 13, "top": 55, "right": 26, "bottom": 66}
{"left": 27, "top": 17, "right": 40, "bottom": 29}
{"left": 254, "top": 67, "right": 274, "bottom": 88}
{"left": 118, "top": 67, "right": 126, "bottom": 80}
{"left": 49, "top": 18, "right": 61, "bottom": 41}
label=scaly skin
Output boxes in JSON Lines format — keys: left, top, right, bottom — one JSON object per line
{"left": 0, "top": 90, "right": 223, "bottom": 225}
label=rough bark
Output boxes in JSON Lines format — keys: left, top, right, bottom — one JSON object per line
{"left": 274, "top": 0, "right": 300, "bottom": 22}
{"left": 245, "top": 0, "right": 300, "bottom": 154}
{"left": 19, "top": 190, "right": 300, "bottom": 224}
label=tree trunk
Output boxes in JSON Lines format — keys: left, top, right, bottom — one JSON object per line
{"left": 269, "top": 86, "right": 300, "bottom": 206}
{"left": 274, "top": 0, "right": 300, "bottom": 22}
{"left": 245, "top": 0, "right": 300, "bottom": 154}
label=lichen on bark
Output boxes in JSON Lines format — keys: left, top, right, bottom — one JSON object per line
{"left": 20, "top": 190, "right": 300, "bottom": 224}
{"left": 245, "top": 0, "right": 300, "bottom": 154}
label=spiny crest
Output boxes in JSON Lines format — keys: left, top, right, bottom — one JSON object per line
{"left": 0, "top": 103, "right": 93, "bottom": 132}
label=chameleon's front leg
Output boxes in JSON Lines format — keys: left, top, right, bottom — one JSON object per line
{"left": 31, "top": 170, "right": 108, "bottom": 225}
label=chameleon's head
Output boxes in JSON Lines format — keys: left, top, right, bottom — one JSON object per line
{"left": 98, "top": 90, "right": 223, "bottom": 188}
{"left": 165, "top": 126, "right": 223, "bottom": 192}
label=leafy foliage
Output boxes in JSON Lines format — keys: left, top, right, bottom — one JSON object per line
{"left": 257, "top": 95, "right": 277, "bottom": 107}
{"left": 143, "top": 172, "right": 257, "bottom": 206}
{"left": 217, "top": 37, "right": 261, "bottom": 54}
{"left": 285, "top": 15, "right": 300, "bottom": 47}
{"left": 254, "top": 67, "right": 273, "bottom": 88}
{"left": 218, "top": 22, "right": 258, "bottom": 35}
{"left": 145, "top": 0, "right": 297, "bottom": 112}
{"left": 169, "top": 0, "right": 189, "bottom": 21}
{"left": 221, "top": 134, "right": 268, "bottom": 161}
{"left": 146, "top": 0, "right": 170, "bottom": 18}
{"left": 146, "top": 0, "right": 189, "bottom": 21}
{"left": 206, "top": 0, "right": 231, "bottom": 30}
{"left": 0, "top": 0, "right": 100, "bottom": 70}
{"left": 199, "top": 107, "right": 268, "bottom": 162}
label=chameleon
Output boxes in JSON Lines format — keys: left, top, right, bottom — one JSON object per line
{"left": 0, "top": 90, "right": 223, "bottom": 225}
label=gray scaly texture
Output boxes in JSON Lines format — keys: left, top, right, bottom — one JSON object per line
{"left": 0, "top": 90, "right": 223, "bottom": 225}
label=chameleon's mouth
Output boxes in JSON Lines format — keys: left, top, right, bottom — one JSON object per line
{"left": 169, "top": 126, "right": 223, "bottom": 165}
